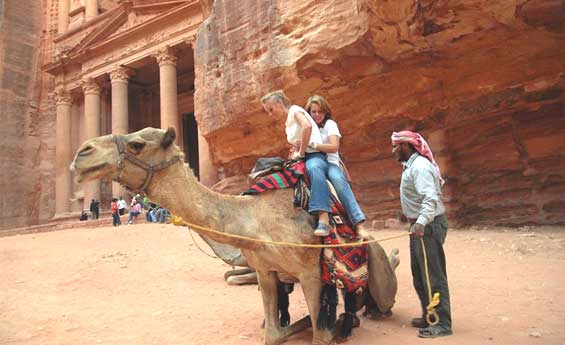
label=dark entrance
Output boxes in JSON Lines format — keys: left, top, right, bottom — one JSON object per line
{"left": 183, "top": 113, "right": 199, "bottom": 179}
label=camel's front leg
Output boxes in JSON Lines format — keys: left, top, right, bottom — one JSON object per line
{"left": 300, "top": 277, "right": 335, "bottom": 345}
{"left": 257, "top": 270, "right": 285, "bottom": 345}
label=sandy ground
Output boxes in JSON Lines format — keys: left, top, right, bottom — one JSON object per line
{"left": 1, "top": 223, "right": 565, "bottom": 345}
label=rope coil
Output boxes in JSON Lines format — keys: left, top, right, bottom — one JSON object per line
{"left": 420, "top": 237, "right": 440, "bottom": 326}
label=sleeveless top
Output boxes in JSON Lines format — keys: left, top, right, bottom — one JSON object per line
{"left": 285, "top": 105, "right": 323, "bottom": 153}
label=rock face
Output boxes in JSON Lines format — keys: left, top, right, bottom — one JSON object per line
{"left": 0, "top": 0, "right": 56, "bottom": 229}
{"left": 194, "top": 0, "right": 565, "bottom": 225}
{"left": 1, "top": 0, "right": 564, "bottom": 230}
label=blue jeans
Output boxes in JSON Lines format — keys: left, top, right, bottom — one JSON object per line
{"left": 128, "top": 210, "right": 140, "bottom": 223}
{"left": 156, "top": 208, "right": 169, "bottom": 223}
{"left": 328, "top": 163, "right": 366, "bottom": 226}
{"left": 305, "top": 153, "right": 331, "bottom": 214}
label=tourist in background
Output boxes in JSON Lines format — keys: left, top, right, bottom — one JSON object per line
{"left": 89, "top": 199, "right": 99, "bottom": 220}
{"left": 111, "top": 198, "right": 121, "bottom": 226}
{"left": 117, "top": 196, "right": 127, "bottom": 216}
{"left": 128, "top": 199, "right": 142, "bottom": 224}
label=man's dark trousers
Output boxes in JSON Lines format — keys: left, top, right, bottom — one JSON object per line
{"left": 409, "top": 215, "right": 452, "bottom": 331}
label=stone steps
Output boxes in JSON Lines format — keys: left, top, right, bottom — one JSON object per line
{"left": 0, "top": 213, "right": 132, "bottom": 238}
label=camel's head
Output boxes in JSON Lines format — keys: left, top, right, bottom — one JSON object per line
{"left": 71, "top": 127, "right": 182, "bottom": 191}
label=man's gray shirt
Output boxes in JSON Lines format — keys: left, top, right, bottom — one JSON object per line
{"left": 400, "top": 152, "right": 445, "bottom": 226}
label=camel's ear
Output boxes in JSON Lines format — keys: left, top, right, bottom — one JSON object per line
{"left": 161, "top": 127, "right": 176, "bottom": 149}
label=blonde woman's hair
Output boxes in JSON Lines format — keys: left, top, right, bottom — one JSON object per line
{"left": 305, "top": 94, "right": 333, "bottom": 123}
{"left": 261, "top": 90, "right": 291, "bottom": 107}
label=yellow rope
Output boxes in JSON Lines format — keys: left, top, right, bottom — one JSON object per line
{"left": 420, "top": 237, "right": 440, "bottom": 326}
{"left": 171, "top": 215, "right": 408, "bottom": 249}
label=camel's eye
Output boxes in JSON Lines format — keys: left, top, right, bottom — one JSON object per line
{"left": 129, "top": 141, "right": 146, "bottom": 152}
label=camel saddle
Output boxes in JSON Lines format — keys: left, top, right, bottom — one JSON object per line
{"left": 243, "top": 159, "right": 368, "bottom": 294}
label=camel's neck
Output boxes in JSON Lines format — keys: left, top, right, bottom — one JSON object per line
{"left": 145, "top": 161, "right": 254, "bottom": 248}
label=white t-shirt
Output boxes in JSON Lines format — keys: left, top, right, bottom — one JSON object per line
{"left": 320, "top": 119, "right": 342, "bottom": 165}
{"left": 117, "top": 199, "right": 127, "bottom": 210}
{"left": 285, "top": 105, "right": 323, "bottom": 153}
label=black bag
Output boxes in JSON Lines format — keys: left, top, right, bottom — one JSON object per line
{"left": 249, "top": 157, "right": 284, "bottom": 180}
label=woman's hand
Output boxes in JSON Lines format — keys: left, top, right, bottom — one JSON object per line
{"left": 291, "top": 151, "right": 304, "bottom": 160}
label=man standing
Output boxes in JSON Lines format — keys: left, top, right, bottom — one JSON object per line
{"left": 111, "top": 198, "right": 121, "bottom": 226}
{"left": 117, "top": 196, "right": 127, "bottom": 216}
{"left": 391, "top": 130, "right": 452, "bottom": 338}
{"left": 89, "top": 199, "right": 99, "bottom": 220}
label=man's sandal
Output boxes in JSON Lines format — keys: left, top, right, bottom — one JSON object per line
{"left": 417, "top": 325, "right": 452, "bottom": 338}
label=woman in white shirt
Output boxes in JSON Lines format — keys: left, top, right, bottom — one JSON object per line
{"left": 305, "top": 95, "right": 368, "bottom": 238}
{"left": 261, "top": 90, "right": 332, "bottom": 236}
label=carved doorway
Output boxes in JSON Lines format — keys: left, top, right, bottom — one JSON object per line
{"left": 183, "top": 112, "right": 199, "bottom": 179}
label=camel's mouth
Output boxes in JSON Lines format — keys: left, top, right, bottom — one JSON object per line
{"left": 74, "top": 163, "right": 110, "bottom": 183}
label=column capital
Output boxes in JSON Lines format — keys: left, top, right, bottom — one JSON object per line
{"left": 82, "top": 78, "right": 101, "bottom": 95}
{"left": 54, "top": 86, "right": 73, "bottom": 105}
{"left": 184, "top": 36, "right": 196, "bottom": 46}
{"left": 155, "top": 47, "right": 178, "bottom": 67}
{"left": 110, "top": 66, "right": 135, "bottom": 84}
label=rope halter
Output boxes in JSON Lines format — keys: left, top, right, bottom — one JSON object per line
{"left": 112, "top": 134, "right": 181, "bottom": 193}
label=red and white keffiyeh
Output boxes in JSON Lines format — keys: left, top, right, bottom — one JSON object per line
{"left": 391, "top": 130, "right": 445, "bottom": 185}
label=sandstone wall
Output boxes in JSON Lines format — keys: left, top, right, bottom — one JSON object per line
{"left": 194, "top": 0, "right": 565, "bottom": 225}
{"left": 0, "top": 0, "right": 56, "bottom": 229}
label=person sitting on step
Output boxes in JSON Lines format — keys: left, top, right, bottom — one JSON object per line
{"left": 128, "top": 199, "right": 142, "bottom": 224}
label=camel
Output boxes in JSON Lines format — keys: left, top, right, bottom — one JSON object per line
{"left": 71, "top": 127, "right": 399, "bottom": 345}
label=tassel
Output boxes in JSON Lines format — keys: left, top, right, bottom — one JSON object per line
{"left": 317, "top": 284, "right": 337, "bottom": 330}
{"left": 336, "top": 291, "right": 357, "bottom": 338}
{"left": 336, "top": 312, "right": 354, "bottom": 339}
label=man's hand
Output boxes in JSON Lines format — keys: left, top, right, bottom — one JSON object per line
{"left": 410, "top": 223, "right": 425, "bottom": 237}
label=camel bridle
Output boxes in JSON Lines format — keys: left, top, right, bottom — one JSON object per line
{"left": 112, "top": 134, "right": 181, "bottom": 193}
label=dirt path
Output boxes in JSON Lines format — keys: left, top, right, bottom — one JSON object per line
{"left": 1, "top": 223, "right": 564, "bottom": 345}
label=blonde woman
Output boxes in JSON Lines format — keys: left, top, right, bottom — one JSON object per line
{"left": 261, "top": 90, "right": 331, "bottom": 236}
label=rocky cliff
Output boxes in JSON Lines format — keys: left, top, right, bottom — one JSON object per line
{"left": 194, "top": 0, "right": 565, "bottom": 225}
{"left": 0, "top": 0, "right": 56, "bottom": 229}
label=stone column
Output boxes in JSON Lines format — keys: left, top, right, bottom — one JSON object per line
{"left": 156, "top": 47, "right": 180, "bottom": 143}
{"left": 198, "top": 132, "right": 218, "bottom": 187}
{"left": 110, "top": 67, "right": 132, "bottom": 199}
{"left": 85, "top": 0, "right": 98, "bottom": 20}
{"left": 82, "top": 78, "right": 101, "bottom": 209}
{"left": 58, "top": 0, "right": 70, "bottom": 33}
{"left": 54, "top": 87, "right": 73, "bottom": 216}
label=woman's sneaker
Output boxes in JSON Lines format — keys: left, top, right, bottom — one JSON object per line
{"left": 314, "top": 223, "right": 330, "bottom": 237}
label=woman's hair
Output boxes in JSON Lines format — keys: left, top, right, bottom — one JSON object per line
{"left": 261, "top": 90, "right": 291, "bottom": 107}
{"left": 305, "top": 94, "right": 333, "bottom": 125}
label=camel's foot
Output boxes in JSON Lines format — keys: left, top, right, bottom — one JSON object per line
{"left": 389, "top": 248, "right": 400, "bottom": 271}
{"left": 226, "top": 271, "right": 258, "bottom": 285}
{"left": 363, "top": 306, "right": 393, "bottom": 320}
{"left": 335, "top": 312, "right": 360, "bottom": 342}
{"left": 224, "top": 267, "right": 255, "bottom": 280}
{"left": 312, "top": 329, "right": 335, "bottom": 345}
{"left": 262, "top": 315, "right": 312, "bottom": 342}
{"left": 286, "top": 315, "right": 312, "bottom": 335}
{"left": 260, "top": 312, "right": 292, "bottom": 329}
